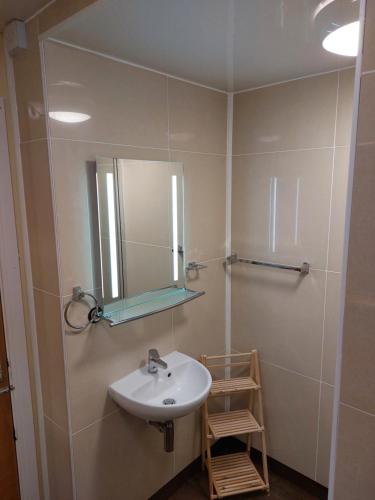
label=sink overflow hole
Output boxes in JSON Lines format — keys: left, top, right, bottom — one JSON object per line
{"left": 163, "top": 398, "right": 176, "bottom": 405}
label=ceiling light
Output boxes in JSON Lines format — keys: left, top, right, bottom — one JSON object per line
{"left": 322, "top": 21, "right": 359, "bottom": 57}
{"left": 48, "top": 111, "right": 91, "bottom": 123}
{"left": 313, "top": 0, "right": 335, "bottom": 21}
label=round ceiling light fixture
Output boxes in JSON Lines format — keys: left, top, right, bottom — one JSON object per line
{"left": 322, "top": 20, "right": 360, "bottom": 57}
{"left": 49, "top": 111, "right": 91, "bottom": 123}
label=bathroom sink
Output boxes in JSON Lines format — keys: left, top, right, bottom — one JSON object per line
{"left": 109, "top": 351, "right": 212, "bottom": 421}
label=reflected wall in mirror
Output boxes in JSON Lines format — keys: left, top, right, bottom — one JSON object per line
{"left": 96, "top": 158, "right": 184, "bottom": 312}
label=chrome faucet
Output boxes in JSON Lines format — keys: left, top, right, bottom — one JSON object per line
{"left": 148, "top": 349, "right": 168, "bottom": 374}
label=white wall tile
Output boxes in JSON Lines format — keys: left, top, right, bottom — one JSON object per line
{"left": 259, "top": 362, "right": 320, "bottom": 480}
{"left": 232, "top": 149, "right": 333, "bottom": 270}
{"left": 44, "top": 41, "right": 169, "bottom": 148}
{"left": 233, "top": 72, "right": 338, "bottom": 155}
{"left": 232, "top": 266, "right": 326, "bottom": 379}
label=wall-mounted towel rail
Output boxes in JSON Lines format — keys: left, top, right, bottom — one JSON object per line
{"left": 226, "top": 254, "right": 309, "bottom": 275}
{"left": 64, "top": 286, "right": 103, "bottom": 331}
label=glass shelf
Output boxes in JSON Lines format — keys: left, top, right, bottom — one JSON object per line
{"left": 102, "top": 287, "right": 205, "bottom": 326}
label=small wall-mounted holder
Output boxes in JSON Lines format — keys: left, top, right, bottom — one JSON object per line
{"left": 64, "top": 286, "right": 103, "bottom": 332}
{"left": 185, "top": 261, "right": 208, "bottom": 272}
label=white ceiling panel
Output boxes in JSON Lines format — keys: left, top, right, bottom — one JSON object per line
{"left": 50, "top": 0, "right": 360, "bottom": 91}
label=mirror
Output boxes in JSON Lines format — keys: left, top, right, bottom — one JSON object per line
{"left": 95, "top": 157, "right": 201, "bottom": 324}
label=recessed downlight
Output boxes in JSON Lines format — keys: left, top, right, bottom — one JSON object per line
{"left": 48, "top": 111, "right": 91, "bottom": 123}
{"left": 322, "top": 21, "right": 360, "bottom": 57}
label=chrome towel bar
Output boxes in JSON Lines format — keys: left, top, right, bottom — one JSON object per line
{"left": 226, "top": 254, "right": 310, "bottom": 275}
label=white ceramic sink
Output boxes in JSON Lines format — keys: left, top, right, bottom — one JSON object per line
{"left": 109, "top": 351, "right": 212, "bottom": 421}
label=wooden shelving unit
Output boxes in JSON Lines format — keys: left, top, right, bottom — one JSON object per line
{"left": 200, "top": 351, "right": 269, "bottom": 499}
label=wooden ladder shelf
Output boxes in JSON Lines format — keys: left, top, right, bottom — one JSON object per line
{"left": 200, "top": 351, "right": 269, "bottom": 499}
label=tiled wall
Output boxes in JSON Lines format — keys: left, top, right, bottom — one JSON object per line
{"left": 333, "top": 1, "right": 375, "bottom": 498}
{"left": 231, "top": 70, "right": 354, "bottom": 486}
{"left": 39, "top": 39, "right": 226, "bottom": 500}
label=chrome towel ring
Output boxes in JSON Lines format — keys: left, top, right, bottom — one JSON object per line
{"left": 64, "top": 286, "right": 102, "bottom": 331}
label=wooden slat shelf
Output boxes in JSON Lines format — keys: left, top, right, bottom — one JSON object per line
{"left": 208, "top": 409, "right": 262, "bottom": 439}
{"left": 210, "top": 376, "right": 259, "bottom": 396}
{"left": 201, "top": 351, "right": 269, "bottom": 499}
{"left": 211, "top": 452, "right": 267, "bottom": 497}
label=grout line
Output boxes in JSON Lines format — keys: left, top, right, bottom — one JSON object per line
{"left": 25, "top": 0, "right": 56, "bottom": 23}
{"left": 49, "top": 137, "right": 226, "bottom": 157}
{"left": 233, "top": 65, "right": 356, "bottom": 95}
{"left": 20, "top": 137, "right": 47, "bottom": 145}
{"left": 315, "top": 269, "right": 329, "bottom": 481}
{"left": 357, "top": 140, "right": 375, "bottom": 147}
{"left": 47, "top": 38, "right": 229, "bottom": 94}
{"left": 124, "top": 240, "right": 172, "bottom": 250}
{"left": 361, "top": 68, "right": 375, "bottom": 76}
{"left": 260, "top": 359, "right": 322, "bottom": 384}
{"left": 225, "top": 93, "right": 233, "bottom": 413}
{"left": 44, "top": 413, "right": 69, "bottom": 435}
{"left": 340, "top": 402, "right": 375, "bottom": 418}
{"left": 50, "top": 137, "right": 169, "bottom": 150}
{"left": 71, "top": 409, "right": 120, "bottom": 437}
{"left": 233, "top": 146, "right": 334, "bottom": 157}
{"left": 328, "top": 1, "right": 366, "bottom": 494}
{"left": 318, "top": 71, "right": 340, "bottom": 473}
{"left": 325, "top": 73, "right": 340, "bottom": 274}
{"left": 315, "top": 69, "right": 341, "bottom": 482}
{"left": 310, "top": 268, "right": 341, "bottom": 274}
{"left": 241, "top": 354, "right": 335, "bottom": 387}
{"left": 33, "top": 286, "right": 60, "bottom": 298}
{"left": 169, "top": 148, "right": 225, "bottom": 157}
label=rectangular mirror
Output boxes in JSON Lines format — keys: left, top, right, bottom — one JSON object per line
{"left": 95, "top": 157, "right": 203, "bottom": 325}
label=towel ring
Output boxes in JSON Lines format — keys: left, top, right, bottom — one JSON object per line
{"left": 64, "top": 286, "right": 102, "bottom": 331}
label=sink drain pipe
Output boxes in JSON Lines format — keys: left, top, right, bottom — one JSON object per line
{"left": 149, "top": 420, "right": 174, "bottom": 452}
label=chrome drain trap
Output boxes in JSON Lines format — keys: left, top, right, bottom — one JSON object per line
{"left": 163, "top": 398, "right": 176, "bottom": 405}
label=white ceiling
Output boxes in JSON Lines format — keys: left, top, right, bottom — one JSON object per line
{"left": 0, "top": 0, "right": 53, "bottom": 31}
{"left": 50, "top": 0, "right": 359, "bottom": 92}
